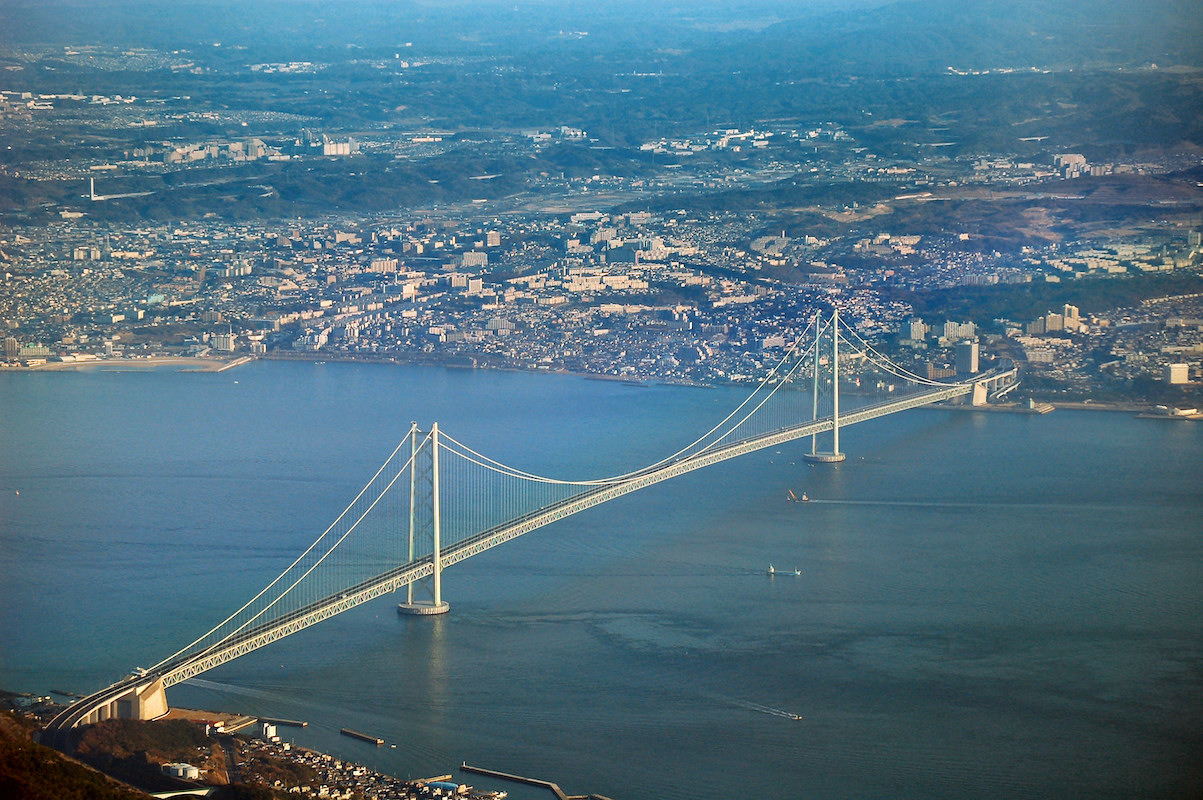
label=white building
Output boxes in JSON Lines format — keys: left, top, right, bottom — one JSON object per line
{"left": 162, "top": 763, "right": 200, "bottom": 780}
{"left": 459, "top": 251, "right": 488, "bottom": 268}
{"left": 956, "top": 341, "right": 980, "bottom": 374}
{"left": 942, "top": 320, "right": 975, "bottom": 341}
{"left": 1165, "top": 363, "right": 1189, "bottom": 385}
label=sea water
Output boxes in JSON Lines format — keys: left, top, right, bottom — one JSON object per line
{"left": 1, "top": 361, "right": 1200, "bottom": 799}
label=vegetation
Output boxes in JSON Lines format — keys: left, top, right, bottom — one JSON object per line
{"left": 885, "top": 272, "right": 1203, "bottom": 324}
{"left": 70, "top": 719, "right": 213, "bottom": 791}
{"left": 0, "top": 710, "right": 147, "bottom": 800}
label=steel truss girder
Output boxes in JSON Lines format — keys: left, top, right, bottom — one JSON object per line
{"left": 142, "top": 379, "right": 996, "bottom": 696}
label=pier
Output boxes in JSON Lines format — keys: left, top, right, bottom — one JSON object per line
{"left": 461, "top": 763, "right": 614, "bottom": 800}
{"left": 340, "top": 728, "right": 384, "bottom": 746}
{"left": 215, "top": 356, "right": 254, "bottom": 373}
{"left": 221, "top": 716, "right": 258, "bottom": 733}
{"left": 259, "top": 716, "right": 308, "bottom": 728}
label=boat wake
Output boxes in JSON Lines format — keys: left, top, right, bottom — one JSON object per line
{"left": 723, "top": 696, "right": 803, "bottom": 721}
{"left": 183, "top": 677, "right": 292, "bottom": 704}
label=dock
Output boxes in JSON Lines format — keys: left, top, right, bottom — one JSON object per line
{"left": 215, "top": 355, "right": 254, "bottom": 372}
{"left": 340, "top": 728, "right": 384, "bottom": 746}
{"left": 259, "top": 717, "right": 308, "bottom": 728}
{"left": 460, "top": 763, "right": 614, "bottom": 800}
{"left": 222, "top": 716, "right": 259, "bottom": 733}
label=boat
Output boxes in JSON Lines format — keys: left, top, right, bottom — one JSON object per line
{"left": 767, "top": 564, "right": 775, "bottom": 575}
{"left": 787, "top": 490, "right": 810, "bottom": 503}
{"left": 793, "top": 568, "right": 801, "bottom": 576}
{"left": 789, "top": 714, "right": 802, "bottom": 721}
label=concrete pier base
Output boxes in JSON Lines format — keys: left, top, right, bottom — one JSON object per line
{"left": 804, "top": 452, "right": 846, "bottom": 463}
{"left": 397, "top": 601, "right": 450, "bottom": 616}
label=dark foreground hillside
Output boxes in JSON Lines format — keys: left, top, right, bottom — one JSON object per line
{"left": 0, "top": 710, "right": 147, "bottom": 800}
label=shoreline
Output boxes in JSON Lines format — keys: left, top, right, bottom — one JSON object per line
{"left": 15, "top": 699, "right": 476, "bottom": 799}
{"left": 4, "top": 351, "right": 1191, "bottom": 413}
{"left": 935, "top": 400, "right": 1147, "bottom": 414}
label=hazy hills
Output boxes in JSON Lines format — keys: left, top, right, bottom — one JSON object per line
{"left": 4, "top": 0, "right": 1200, "bottom": 69}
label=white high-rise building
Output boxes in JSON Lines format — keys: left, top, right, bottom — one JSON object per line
{"left": 943, "top": 320, "right": 975, "bottom": 341}
{"left": 1165, "top": 363, "right": 1189, "bottom": 385}
{"left": 956, "top": 341, "right": 980, "bottom": 375}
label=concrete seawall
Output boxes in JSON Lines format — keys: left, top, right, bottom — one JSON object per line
{"left": 461, "top": 763, "right": 614, "bottom": 800}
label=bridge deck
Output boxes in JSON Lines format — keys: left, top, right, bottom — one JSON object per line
{"left": 50, "top": 373, "right": 1014, "bottom": 729}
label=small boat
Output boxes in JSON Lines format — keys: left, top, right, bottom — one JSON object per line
{"left": 787, "top": 490, "right": 810, "bottom": 503}
{"left": 767, "top": 564, "right": 776, "bottom": 575}
{"left": 793, "top": 568, "right": 801, "bottom": 576}
{"left": 789, "top": 713, "right": 802, "bottom": 721}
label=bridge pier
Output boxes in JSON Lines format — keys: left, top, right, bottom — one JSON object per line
{"left": 972, "top": 382, "right": 988, "bottom": 406}
{"left": 397, "top": 600, "right": 449, "bottom": 615}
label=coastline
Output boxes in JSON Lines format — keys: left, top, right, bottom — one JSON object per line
{"left": 3, "top": 351, "right": 1187, "bottom": 414}
{"left": 52, "top": 703, "right": 503, "bottom": 800}
{"left": 1051, "top": 401, "right": 1148, "bottom": 413}
{"left": 936, "top": 400, "right": 1148, "bottom": 414}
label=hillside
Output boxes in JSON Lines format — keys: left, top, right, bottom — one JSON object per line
{"left": 0, "top": 710, "right": 149, "bottom": 800}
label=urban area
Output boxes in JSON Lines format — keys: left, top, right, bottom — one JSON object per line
{"left": 2, "top": 101, "right": 1201, "bottom": 408}
{"left": 2, "top": 3, "right": 1202, "bottom": 800}
{"left": 5, "top": 692, "right": 517, "bottom": 800}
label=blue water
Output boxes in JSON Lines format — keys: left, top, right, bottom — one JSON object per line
{"left": 1, "top": 361, "right": 1201, "bottom": 799}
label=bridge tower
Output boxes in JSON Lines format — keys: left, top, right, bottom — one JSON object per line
{"left": 398, "top": 422, "right": 450, "bottom": 615}
{"left": 805, "top": 308, "right": 846, "bottom": 464}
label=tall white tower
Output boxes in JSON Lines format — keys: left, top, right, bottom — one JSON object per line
{"left": 805, "top": 309, "right": 847, "bottom": 463}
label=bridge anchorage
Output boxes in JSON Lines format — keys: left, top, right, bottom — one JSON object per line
{"left": 47, "top": 310, "right": 1017, "bottom": 731}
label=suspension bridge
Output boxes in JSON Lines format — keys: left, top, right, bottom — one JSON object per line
{"left": 47, "top": 311, "right": 1016, "bottom": 731}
